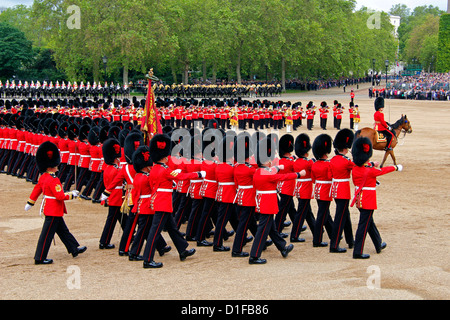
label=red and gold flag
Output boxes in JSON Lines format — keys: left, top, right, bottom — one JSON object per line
{"left": 142, "top": 69, "right": 162, "bottom": 145}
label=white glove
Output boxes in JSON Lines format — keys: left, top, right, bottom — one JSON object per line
{"left": 25, "top": 204, "right": 32, "bottom": 211}
{"left": 200, "top": 171, "right": 206, "bottom": 178}
{"left": 72, "top": 190, "right": 80, "bottom": 198}
{"left": 174, "top": 169, "right": 182, "bottom": 174}
{"left": 299, "top": 169, "right": 306, "bottom": 177}
{"left": 277, "top": 165, "right": 284, "bottom": 170}
{"left": 396, "top": 164, "right": 403, "bottom": 172}
{"left": 100, "top": 193, "right": 109, "bottom": 201}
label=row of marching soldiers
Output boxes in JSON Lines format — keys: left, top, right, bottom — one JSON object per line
{"left": 18, "top": 114, "right": 403, "bottom": 267}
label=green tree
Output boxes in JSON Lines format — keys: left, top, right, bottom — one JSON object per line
{"left": 437, "top": 14, "right": 450, "bottom": 73}
{"left": 0, "top": 22, "right": 34, "bottom": 80}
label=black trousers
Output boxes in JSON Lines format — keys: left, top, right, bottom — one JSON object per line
{"left": 196, "top": 197, "right": 217, "bottom": 242}
{"left": 100, "top": 206, "right": 127, "bottom": 246}
{"left": 291, "top": 198, "right": 315, "bottom": 238}
{"left": 34, "top": 216, "right": 79, "bottom": 261}
{"left": 75, "top": 167, "right": 91, "bottom": 191}
{"left": 174, "top": 193, "right": 192, "bottom": 229}
{"left": 82, "top": 171, "right": 101, "bottom": 198}
{"left": 313, "top": 200, "right": 333, "bottom": 245}
{"left": 213, "top": 202, "right": 237, "bottom": 247}
{"left": 232, "top": 205, "right": 257, "bottom": 253}
{"left": 63, "top": 165, "right": 77, "bottom": 191}
{"left": 10, "top": 151, "right": 24, "bottom": 175}
{"left": 330, "top": 199, "right": 354, "bottom": 249}
{"left": 129, "top": 214, "right": 167, "bottom": 257}
{"left": 275, "top": 194, "right": 295, "bottom": 233}
{"left": 353, "top": 209, "right": 382, "bottom": 255}
{"left": 250, "top": 213, "right": 286, "bottom": 259}
{"left": 307, "top": 119, "right": 313, "bottom": 130}
{"left": 185, "top": 198, "right": 204, "bottom": 239}
{"left": 143, "top": 211, "right": 189, "bottom": 262}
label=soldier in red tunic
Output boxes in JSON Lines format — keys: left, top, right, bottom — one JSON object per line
{"left": 373, "top": 97, "right": 394, "bottom": 150}
{"left": 25, "top": 141, "right": 86, "bottom": 264}
{"left": 274, "top": 134, "right": 297, "bottom": 237}
{"left": 80, "top": 126, "right": 102, "bottom": 200}
{"left": 351, "top": 137, "right": 403, "bottom": 259}
{"left": 291, "top": 133, "right": 315, "bottom": 241}
{"left": 311, "top": 134, "right": 334, "bottom": 247}
{"left": 213, "top": 133, "right": 238, "bottom": 252}
{"left": 231, "top": 132, "right": 257, "bottom": 257}
{"left": 99, "top": 138, "right": 128, "bottom": 250}
{"left": 142, "top": 133, "right": 203, "bottom": 268}
{"left": 329, "top": 129, "right": 355, "bottom": 253}
{"left": 196, "top": 128, "right": 221, "bottom": 246}
{"left": 249, "top": 136, "right": 303, "bottom": 264}
{"left": 128, "top": 145, "right": 170, "bottom": 261}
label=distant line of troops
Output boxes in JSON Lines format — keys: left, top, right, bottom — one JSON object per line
{"left": 0, "top": 80, "right": 284, "bottom": 100}
{"left": 1, "top": 97, "right": 402, "bottom": 266}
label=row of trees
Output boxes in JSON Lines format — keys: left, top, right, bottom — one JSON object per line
{"left": 1, "top": 0, "right": 400, "bottom": 86}
{"left": 389, "top": 4, "right": 446, "bottom": 72}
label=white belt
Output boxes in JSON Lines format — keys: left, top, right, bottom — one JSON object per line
{"left": 296, "top": 178, "right": 312, "bottom": 182}
{"left": 157, "top": 188, "right": 173, "bottom": 192}
{"left": 80, "top": 155, "right": 90, "bottom": 158}
{"left": 114, "top": 186, "right": 123, "bottom": 190}
{"left": 10, "top": 139, "right": 17, "bottom": 141}
{"left": 315, "top": 180, "right": 332, "bottom": 184}
{"left": 190, "top": 179, "right": 203, "bottom": 183}
{"left": 359, "top": 187, "right": 376, "bottom": 191}
{"left": 332, "top": 178, "right": 350, "bottom": 182}
{"left": 203, "top": 179, "right": 217, "bottom": 183}
{"left": 140, "top": 194, "right": 151, "bottom": 199}
{"left": 44, "top": 196, "right": 56, "bottom": 199}
{"left": 60, "top": 151, "right": 69, "bottom": 154}
{"left": 90, "top": 158, "right": 101, "bottom": 161}
{"left": 256, "top": 190, "right": 277, "bottom": 195}
{"left": 238, "top": 185, "right": 253, "bottom": 189}
{"left": 219, "top": 182, "right": 235, "bottom": 186}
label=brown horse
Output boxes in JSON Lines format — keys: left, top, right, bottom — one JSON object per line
{"left": 355, "top": 115, "right": 412, "bottom": 167}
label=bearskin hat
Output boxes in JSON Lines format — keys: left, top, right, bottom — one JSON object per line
{"left": 88, "top": 126, "right": 100, "bottom": 146}
{"left": 333, "top": 128, "right": 355, "bottom": 151}
{"left": 36, "top": 141, "right": 60, "bottom": 172}
{"left": 102, "top": 138, "right": 122, "bottom": 165}
{"left": 15, "top": 116, "right": 25, "bottom": 130}
{"left": 234, "top": 131, "right": 253, "bottom": 163}
{"left": 218, "top": 133, "right": 236, "bottom": 162}
{"left": 189, "top": 128, "right": 203, "bottom": 159}
{"left": 149, "top": 133, "right": 171, "bottom": 162}
{"left": 295, "top": 133, "right": 311, "bottom": 157}
{"left": 207, "top": 119, "right": 219, "bottom": 130}
{"left": 79, "top": 124, "right": 91, "bottom": 141}
{"left": 352, "top": 137, "right": 373, "bottom": 166}
{"left": 202, "top": 128, "right": 222, "bottom": 161}
{"left": 132, "top": 145, "right": 153, "bottom": 173}
{"left": 124, "top": 132, "right": 144, "bottom": 164}
{"left": 67, "top": 123, "right": 79, "bottom": 140}
{"left": 99, "top": 125, "right": 109, "bottom": 143}
{"left": 375, "top": 97, "right": 384, "bottom": 111}
{"left": 279, "top": 134, "right": 294, "bottom": 156}
{"left": 119, "top": 129, "right": 129, "bottom": 147}
{"left": 255, "top": 136, "right": 277, "bottom": 166}
{"left": 312, "top": 134, "right": 332, "bottom": 159}
{"left": 108, "top": 125, "right": 121, "bottom": 140}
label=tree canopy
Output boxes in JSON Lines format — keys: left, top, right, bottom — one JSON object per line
{"left": 1, "top": 0, "right": 401, "bottom": 84}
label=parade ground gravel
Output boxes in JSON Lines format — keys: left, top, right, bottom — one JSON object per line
{"left": 1, "top": 84, "right": 449, "bottom": 300}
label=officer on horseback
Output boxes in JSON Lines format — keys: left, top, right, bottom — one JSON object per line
{"left": 373, "top": 97, "right": 394, "bottom": 151}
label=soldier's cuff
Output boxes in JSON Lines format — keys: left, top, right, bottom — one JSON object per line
{"left": 27, "top": 199, "right": 35, "bottom": 206}
{"left": 64, "top": 192, "right": 73, "bottom": 200}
